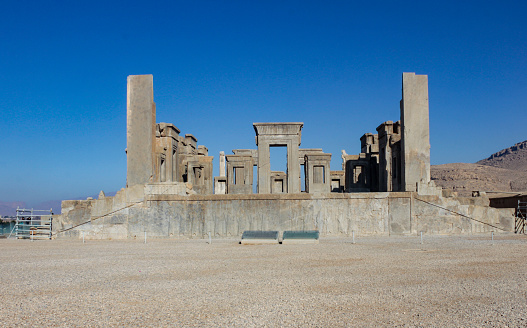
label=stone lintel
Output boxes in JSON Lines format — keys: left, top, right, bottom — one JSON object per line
{"left": 198, "top": 145, "right": 208, "bottom": 156}
{"left": 360, "top": 133, "right": 377, "bottom": 144}
{"left": 158, "top": 122, "right": 181, "bottom": 138}
{"left": 253, "top": 122, "right": 303, "bottom": 146}
{"left": 232, "top": 149, "right": 258, "bottom": 166}
{"left": 184, "top": 134, "right": 197, "bottom": 149}
{"left": 299, "top": 148, "right": 323, "bottom": 156}
{"left": 376, "top": 121, "right": 394, "bottom": 136}
{"left": 226, "top": 154, "right": 253, "bottom": 162}
{"left": 299, "top": 149, "right": 324, "bottom": 164}
{"left": 304, "top": 153, "right": 331, "bottom": 161}
{"left": 253, "top": 122, "right": 303, "bottom": 136}
{"left": 185, "top": 133, "right": 197, "bottom": 141}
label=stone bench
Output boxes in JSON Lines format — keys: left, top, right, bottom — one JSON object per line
{"left": 240, "top": 230, "right": 279, "bottom": 245}
{"left": 281, "top": 230, "right": 319, "bottom": 244}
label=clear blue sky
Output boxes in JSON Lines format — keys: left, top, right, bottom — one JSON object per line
{"left": 1, "top": 0, "right": 526, "bottom": 206}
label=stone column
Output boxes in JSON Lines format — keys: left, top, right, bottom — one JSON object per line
{"left": 126, "top": 74, "right": 155, "bottom": 187}
{"left": 256, "top": 141, "right": 271, "bottom": 194}
{"left": 400, "top": 72, "right": 431, "bottom": 192}
{"left": 219, "top": 151, "right": 226, "bottom": 177}
{"left": 287, "top": 136, "right": 301, "bottom": 193}
{"left": 376, "top": 121, "right": 393, "bottom": 192}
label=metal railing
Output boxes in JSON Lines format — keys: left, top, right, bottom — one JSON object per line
{"left": 12, "top": 208, "right": 53, "bottom": 240}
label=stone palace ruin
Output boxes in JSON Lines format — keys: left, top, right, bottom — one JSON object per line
{"left": 54, "top": 73, "right": 515, "bottom": 239}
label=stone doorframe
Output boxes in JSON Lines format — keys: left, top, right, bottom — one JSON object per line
{"left": 305, "top": 153, "right": 332, "bottom": 193}
{"left": 253, "top": 123, "right": 303, "bottom": 194}
{"left": 226, "top": 155, "right": 253, "bottom": 194}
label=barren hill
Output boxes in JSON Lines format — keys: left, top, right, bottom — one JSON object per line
{"left": 431, "top": 140, "right": 527, "bottom": 197}
{"left": 476, "top": 140, "right": 527, "bottom": 171}
{"left": 431, "top": 163, "right": 527, "bottom": 197}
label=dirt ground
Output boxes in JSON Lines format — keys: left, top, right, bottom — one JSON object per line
{"left": 1, "top": 234, "right": 527, "bottom": 327}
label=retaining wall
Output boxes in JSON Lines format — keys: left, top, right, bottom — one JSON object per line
{"left": 53, "top": 185, "right": 515, "bottom": 239}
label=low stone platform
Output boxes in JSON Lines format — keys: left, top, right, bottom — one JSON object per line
{"left": 54, "top": 188, "right": 515, "bottom": 240}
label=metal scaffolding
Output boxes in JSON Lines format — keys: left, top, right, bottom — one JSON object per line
{"left": 10, "top": 207, "right": 53, "bottom": 240}
{"left": 516, "top": 200, "right": 527, "bottom": 234}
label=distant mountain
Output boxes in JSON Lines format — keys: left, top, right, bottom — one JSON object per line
{"left": 0, "top": 201, "right": 26, "bottom": 217}
{"left": 0, "top": 191, "right": 117, "bottom": 217}
{"left": 476, "top": 140, "right": 527, "bottom": 171}
{"left": 432, "top": 140, "right": 527, "bottom": 197}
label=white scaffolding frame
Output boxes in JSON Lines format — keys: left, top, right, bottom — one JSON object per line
{"left": 10, "top": 207, "right": 53, "bottom": 240}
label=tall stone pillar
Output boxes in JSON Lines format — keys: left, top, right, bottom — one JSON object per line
{"left": 400, "top": 72, "right": 430, "bottom": 192}
{"left": 219, "top": 151, "right": 226, "bottom": 176}
{"left": 287, "top": 136, "right": 301, "bottom": 193}
{"left": 126, "top": 74, "right": 156, "bottom": 187}
{"left": 256, "top": 141, "right": 271, "bottom": 194}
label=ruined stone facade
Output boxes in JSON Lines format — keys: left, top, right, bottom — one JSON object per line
{"left": 339, "top": 73, "right": 440, "bottom": 195}
{"left": 126, "top": 75, "right": 213, "bottom": 195}
{"left": 53, "top": 73, "right": 515, "bottom": 239}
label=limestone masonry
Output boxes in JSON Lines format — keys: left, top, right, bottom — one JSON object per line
{"left": 54, "top": 73, "right": 515, "bottom": 239}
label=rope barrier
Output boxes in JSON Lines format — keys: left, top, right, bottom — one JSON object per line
{"left": 54, "top": 184, "right": 179, "bottom": 236}
{"left": 414, "top": 197, "right": 507, "bottom": 231}
{"left": 53, "top": 201, "right": 143, "bottom": 235}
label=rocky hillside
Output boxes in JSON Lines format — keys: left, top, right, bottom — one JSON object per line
{"left": 476, "top": 140, "right": 527, "bottom": 171}
{"left": 431, "top": 163, "right": 527, "bottom": 197}
{"left": 432, "top": 140, "right": 527, "bottom": 197}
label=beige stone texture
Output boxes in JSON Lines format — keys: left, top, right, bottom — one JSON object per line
{"left": 186, "top": 156, "right": 214, "bottom": 195}
{"left": 304, "top": 153, "right": 331, "bottom": 193}
{"left": 54, "top": 191, "right": 514, "bottom": 240}
{"left": 330, "top": 170, "right": 345, "bottom": 192}
{"left": 226, "top": 155, "right": 253, "bottom": 194}
{"left": 55, "top": 73, "right": 519, "bottom": 242}
{"left": 401, "top": 72, "right": 432, "bottom": 193}
{"left": 214, "top": 177, "right": 227, "bottom": 195}
{"left": 126, "top": 75, "right": 155, "bottom": 187}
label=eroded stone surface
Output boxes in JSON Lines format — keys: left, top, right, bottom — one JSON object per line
{"left": 55, "top": 73, "right": 515, "bottom": 239}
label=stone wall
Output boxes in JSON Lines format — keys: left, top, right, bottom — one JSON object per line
{"left": 54, "top": 186, "right": 514, "bottom": 240}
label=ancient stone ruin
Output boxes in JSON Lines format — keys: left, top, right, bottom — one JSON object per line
{"left": 54, "top": 73, "right": 515, "bottom": 239}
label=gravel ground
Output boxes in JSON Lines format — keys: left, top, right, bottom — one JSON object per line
{"left": 1, "top": 234, "right": 527, "bottom": 327}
